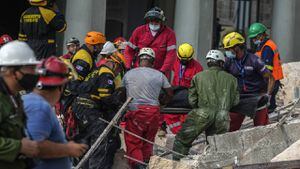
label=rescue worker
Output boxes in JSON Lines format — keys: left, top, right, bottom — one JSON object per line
{"left": 19, "top": 0, "right": 67, "bottom": 60}
{"left": 222, "top": 32, "right": 275, "bottom": 131}
{"left": 0, "top": 34, "right": 13, "bottom": 47}
{"left": 248, "top": 23, "right": 284, "bottom": 113}
{"left": 70, "top": 31, "right": 106, "bottom": 81}
{"left": 173, "top": 50, "right": 239, "bottom": 161}
{"left": 62, "top": 37, "right": 80, "bottom": 60}
{"left": 22, "top": 56, "right": 88, "bottom": 169}
{"left": 164, "top": 43, "right": 203, "bottom": 134}
{"left": 122, "top": 47, "right": 173, "bottom": 169}
{"left": 96, "top": 41, "right": 118, "bottom": 67}
{"left": 71, "top": 53, "right": 126, "bottom": 169}
{"left": 113, "top": 37, "right": 127, "bottom": 54}
{"left": 124, "top": 7, "right": 176, "bottom": 78}
{"left": 0, "top": 41, "right": 40, "bottom": 168}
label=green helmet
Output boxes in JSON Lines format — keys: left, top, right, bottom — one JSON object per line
{"left": 248, "top": 23, "right": 267, "bottom": 38}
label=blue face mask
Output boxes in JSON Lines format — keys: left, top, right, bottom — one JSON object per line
{"left": 225, "top": 51, "right": 236, "bottom": 59}
{"left": 254, "top": 40, "right": 262, "bottom": 46}
{"left": 149, "top": 23, "right": 160, "bottom": 32}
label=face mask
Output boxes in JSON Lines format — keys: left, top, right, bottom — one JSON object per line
{"left": 254, "top": 40, "right": 262, "bottom": 46}
{"left": 17, "top": 72, "right": 39, "bottom": 91}
{"left": 149, "top": 23, "right": 160, "bottom": 32}
{"left": 225, "top": 51, "right": 236, "bottom": 59}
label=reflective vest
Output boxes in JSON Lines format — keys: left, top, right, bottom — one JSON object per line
{"left": 255, "top": 39, "right": 284, "bottom": 80}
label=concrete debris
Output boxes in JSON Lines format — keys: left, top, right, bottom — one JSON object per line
{"left": 148, "top": 155, "right": 193, "bottom": 169}
{"left": 149, "top": 121, "right": 300, "bottom": 168}
{"left": 277, "top": 62, "right": 300, "bottom": 105}
{"left": 271, "top": 139, "right": 300, "bottom": 162}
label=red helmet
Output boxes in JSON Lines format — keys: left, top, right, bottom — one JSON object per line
{"left": 37, "top": 56, "right": 69, "bottom": 88}
{"left": 113, "top": 37, "right": 126, "bottom": 44}
{"left": 0, "top": 34, "right": 13, "bottom": 46}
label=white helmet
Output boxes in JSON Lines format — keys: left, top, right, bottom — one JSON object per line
{"left": 138, "top": 47, "right": 155, "bottom": 59}
{"left": 100, "top": 41, "right": 117, "bottom": 55}
{"left": 205, "top": 50, "right": 225, "bottom": 62}
{"left": 0, "top": 41, "right": 40, "bottom": 66}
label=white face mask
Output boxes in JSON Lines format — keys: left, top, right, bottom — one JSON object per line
{"left": 254, "top": 40, "right": 262, "bottom": 46}
{"left": 149, "top": 23, "right": 160, "bottom": 32}
{"left": 225, "top": 51, "right": 236, "bottom": 59}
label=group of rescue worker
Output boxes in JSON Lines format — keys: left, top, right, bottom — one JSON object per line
{"left": 0, "top": 0, "right": 285, "bottom": 168}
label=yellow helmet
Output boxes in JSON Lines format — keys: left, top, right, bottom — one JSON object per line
{"left": 222, "top": 32, "right": 245, "bottom": 49}
{"left": 29, "top": 0, "right": 48, "bottom": 6}
{"left": 177, "top": 43, "right": 194, "bottom": 61}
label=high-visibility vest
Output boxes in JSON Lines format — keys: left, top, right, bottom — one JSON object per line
{"left": 255, "top": 39, "right": 284, "bottom": 80}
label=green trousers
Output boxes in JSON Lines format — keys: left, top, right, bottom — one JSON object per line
{"left": 172, "top": 108, "right": 230, "bottom": 160}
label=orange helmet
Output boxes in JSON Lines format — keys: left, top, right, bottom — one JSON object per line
{"left": 85, "top": 31, "right": 106, "bottom": 45}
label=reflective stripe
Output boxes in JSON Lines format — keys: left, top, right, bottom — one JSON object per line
{"left": 260, "top": 65, "right": 266, "bottom": 72}
{"left": 91, "top": 95, "right": 100, "bottom": 100}
{"left": 98, "top": 88, "right": 109, "bottom": 93}
{"left": 18, "top": 33, "right": 27, "bottom": 37}
{"left": 48, "top": 39, "right": 55, "bottom": 43}
{"left": 167, "top": 45, "right": 176, "bottom": 51}
{"left": 99, "top": 93, "right": 110, "bottom": 97}
{"left": 266, "top": 65, "right": 273, "bottom": 70}
{"left": 127, "top": 42, "right": 138, "bottom": 49}
{"left": 167, "top": 121, "right": 181, "bottom": 129}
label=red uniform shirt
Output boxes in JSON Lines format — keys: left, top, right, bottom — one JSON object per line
{"left": 125, "top": 24, "right": 177, "bottom": 74}
{"left": 172, "top": 58, "right": 203, "bottom": 87}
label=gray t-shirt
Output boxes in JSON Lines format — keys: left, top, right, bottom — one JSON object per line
{"left": 122, "top": 67, "right": 171, "bottom": 108}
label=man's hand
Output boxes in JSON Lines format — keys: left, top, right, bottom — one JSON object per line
{"left": 20, "top": 138, "right": 39, "bottom": 158}
{"left": 66, "top": 141, "right": 88, "bottom": 157}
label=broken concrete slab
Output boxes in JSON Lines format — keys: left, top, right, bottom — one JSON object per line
{"left": 271, "top": 139, "right": 300, "bottom": 162}
{"left": 203, "top": 122, "right": 300, "bottom": 167}
{"left": 150, "top": 121, "right": 300, "bottom": 169}
{"left": 277, "top": 62, "right": 300, "bottom": 105}
{"left": 149, "top": 155, "right": 193, "bottom": 169}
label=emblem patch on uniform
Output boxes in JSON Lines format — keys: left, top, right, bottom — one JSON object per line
{"left": 76, "top": 65, "right": 84, "bottom": 71}
{"left": 108, "top": 80, "right": 113, "bottom": 85}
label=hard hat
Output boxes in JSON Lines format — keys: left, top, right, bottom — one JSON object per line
{"left": 66, "top": 37, "right": 80, "bottom": 46}
{"left": 0, "top": 41, "right": 40, "bottom": 66}
{"left": 0, "top": 34, "right": 13, "bottom": 46}
{"left": 138, "top": 47, "right": 155, "bottom": 59}
{"left": 177, "top": 43, "right": 194, "bottom": 61}
{"left": 85, "top": 31, "right": 106, "bottom": 45}
{"left": 113, "top": 37, "right": 126, "bottom": 44}
{"left": 144, "top": 7, "right": 166, "bottom": 22}
{"left": 29, "top": 0, "right": 47, "bottom": 6}
{"left": 248, "top": 23, "right": 267, "bottom": 39}
{"left": 100, "top": 41, "right": 117, "bottom": 55}
{"left": 36, "top": 56, "right": 69, "bottom": 87}
{"left": 205, "top": 50, "right": 225, "bottom": 62}
{"left": 113, "top": 37, "right": 127, "bottom": 50}
{"left": 222, "top": 32, "right": 245, "bottom": 49}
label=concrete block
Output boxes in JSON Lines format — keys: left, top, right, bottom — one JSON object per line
{"left": 149, "top": 155, "right": 193, "bottom": 169}
{"left": 271, "top": 139, "right": 300, "bottom": 162}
